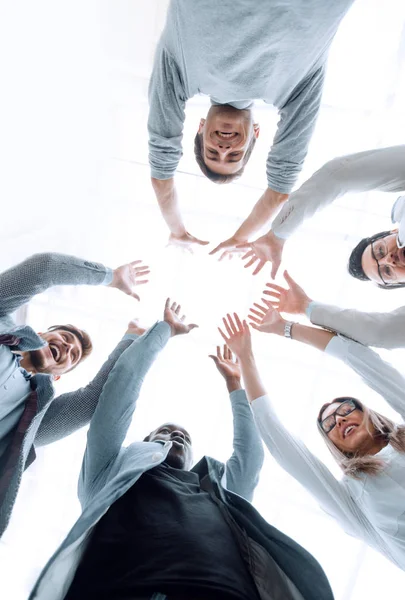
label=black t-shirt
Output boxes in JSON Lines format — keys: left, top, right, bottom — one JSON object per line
{"left": 65, "top": 464, "right": 261, "bottom": 600}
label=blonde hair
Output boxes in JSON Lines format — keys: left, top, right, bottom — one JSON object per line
{"left": 317, "top": 397, "right": 405, "bottom": 478}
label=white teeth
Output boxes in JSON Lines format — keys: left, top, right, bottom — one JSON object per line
{"left": 344, "top": 425, "right": 355, "bottom": 438}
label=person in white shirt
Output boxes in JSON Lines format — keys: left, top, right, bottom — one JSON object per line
{"left": 216, "top": 305, "right": 405, "bottom": 570}
{"left": 235, "top": 146, "right": 405, "bottom": 285}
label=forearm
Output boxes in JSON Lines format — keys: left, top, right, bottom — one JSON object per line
{"left": 233, "top": 188, "right": 288, "bottom": 240}
{"left": 290, "top": 322, "right": 336, "bottom": 352}
{"left": 151, "top": 177, "right": 186, "bottom": 236}
{"left": 0, "top": 253, "right": 110, "bottom": 318}
{"left": 309, "top": 302, "right": 405, "bottom": 349}
{"left": 238, "top": 352, "right": 267, "bottom": 403}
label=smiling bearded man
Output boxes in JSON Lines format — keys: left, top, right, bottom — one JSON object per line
{"left": 0, "top": 251, "right": 149, "bottom": 537}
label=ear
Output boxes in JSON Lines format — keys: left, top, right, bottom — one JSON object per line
{"left": 253, "top": 123, "right": 260, "bottom": 139}
{"left": 198, "top": 118, "right": 206, "bottom": 134}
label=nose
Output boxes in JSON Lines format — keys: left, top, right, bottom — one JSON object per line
{"left": 335, "top": 415, "right": 346, "bottom": 427}
{"left": 64, "top": 340, "right": 75, "bottom": 358}
{"left": 214, "top": 141, "right": 231, "bottom": 152}
{"left": 171, "top": 430, "right": 185, "bottom": 440}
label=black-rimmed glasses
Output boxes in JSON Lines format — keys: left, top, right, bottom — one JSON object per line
{"left": 320, "top": 398, "right": 361, "bottom": 434}
{"left": 371, "top": 239, "right": 398, "bottom": 286}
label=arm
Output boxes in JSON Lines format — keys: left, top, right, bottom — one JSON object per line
{"left": 34, "top": 335, "right": 136, "bottom": 446}
{"left": 252, "top": 394, "right": 368, "bottom": 538}
{"left": 232, "top": 188, "right": 289, "bottom": 242}
{"left": 79, "top": 322, "right": 171, "bottom": 489}
{"left": 218, "top": 314, "right": 367, "bottom": 537}
{"left": 272, "top": 145, "right": 405, "bottom": 240}
{"left": 267, "top": 65, "right": 326, "bottom": 196}
{"left": 325, "top": 335, "right": 405, "bottom": 421}
{"left": 309, "top": 302, "right": 405, "bottom": 350}
{"left": 0, "top": 253, "right": 111, "bottom": 319}
{"left": 209, "top": 345, "right": 264, "bottom": 501}
{"left": 223, "top": 388, "right": 264, "bottom": 502}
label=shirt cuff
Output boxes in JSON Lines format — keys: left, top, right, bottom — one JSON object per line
{"left": 101, "top": 268, "right": 113, "bottom": 286}
{"left": 122, "top": 333, "right": 139, "bottom": 342}
{"left": 324, "top": 335, "right": 349, "bottom": 359}
{"left": 305, "top": 301, "right": 317, "bottom": 319}
{"left": 150, "top": 168, "right": 175, "bottom": 180}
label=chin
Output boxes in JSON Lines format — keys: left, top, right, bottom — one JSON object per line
{"left": 165, "top": 452, "right": 186, "bottom": 470}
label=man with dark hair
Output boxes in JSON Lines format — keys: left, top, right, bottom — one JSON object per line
{"left": 235, "top": 145, "right": 405, "bottom": 279}
{"left": 149, "top": 0, "right": 355, "bottom": 252}
{"left": 30, "top": 299, "right": 334, "bottom": 600}
{"left": 0, "top": 252, "right": 149, "bottom": 536}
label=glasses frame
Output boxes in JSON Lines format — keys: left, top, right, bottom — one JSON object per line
{"left": 371, "top": 239, "right": 397, "bottom": 286}
{"left": 320, "top": 398, "right": 361, "bottom": 434}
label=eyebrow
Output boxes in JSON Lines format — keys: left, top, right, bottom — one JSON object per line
{"left": 370, "top": 243, "right": 387, "bottom": 286}
{"left": 62, "top": 331, "right": 82, "bottom": 362}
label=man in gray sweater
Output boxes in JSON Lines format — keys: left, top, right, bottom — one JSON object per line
{"left": 0, "top": 252, "right": 149, "bottom": 536}
{"left": 148, "top": 0, "right": 355, "bottom": 253}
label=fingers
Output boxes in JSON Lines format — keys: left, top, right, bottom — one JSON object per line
{"left": 130, "top": 260, "right": 143, "bottom": 266}
{"left": 165, "top": 298, "right": 171, "bottom": 310}
{"left": 252, "top": 260, "right": 265, "bottom": 276}
{"left": 243, "top": 255, "right": 259, "bottom": 270}
{"left": 130, "top": 293, "right": 140, "bottom": 301}
{"left": 135, "top": 279, "right": 149, "bottom": 286}
{"left": 209, "top": 244, "right": 222, "bottom": 256}
{"left": 218, "top": 326, "right": 228, "bottom": 342}
{"left": 222, "top": 315, "right": 235, "bottom": 337}
{"left": 233, "top": 313, "right": 243, "bottom": 331}
{"left": 283, "top": 269, "right": 298, "bottom": 288}
{"left": 216, "top": 345, "right": 222, "bottom": 360}
{"left": 236, "top": 243, "right": 252, "bottom": 250}
{"left": 248, "top": 314, "right": 262, "bottom": 324}
{"left": 241, "top": 250, "right": 255, "bottom": 260}
{"left": 270, "top": 259, "right": 280, "bottom": 280}
{"left": 264, "top": 282, "right": 285, "bottom": 293}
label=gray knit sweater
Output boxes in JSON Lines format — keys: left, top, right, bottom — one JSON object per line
{"left": 148, "top": 0, "right": 354, "bottom": 193}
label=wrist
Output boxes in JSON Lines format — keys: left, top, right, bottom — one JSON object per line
{"left": 226, "top": 377, "right": 242, "bottom": 393}
{"left": 265, "top": 187, "right": 289, "bottom": 207}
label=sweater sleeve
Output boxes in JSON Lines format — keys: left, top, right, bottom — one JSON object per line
{"left": 148, "top": 41, "right": 188, "bottom": 180}
{"left": 266, "top": 65, "right": 325, "bottom": 195}
{"left": 325, "top": 335, "right": 405, "bottom": 421}
{"left": 222, "top": 389, "right": 264, "bottom": 503}
{"left": 34, "top": 335, "right": 137, "bottom": 446}
{"left": 309, "top": 301, "right": 405, "bottom": 350}
{"left": 272, "top": 145, "right": 405, "bottom": 239}
{"left": 252, "top": 395, "right": 369, "bottom": 539}
{"left": 0, "top": 253, "right": 112, "bottom": 319}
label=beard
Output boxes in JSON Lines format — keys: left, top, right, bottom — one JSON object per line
{"left": 28, "top": 348, "right": 50, "bottom": 373}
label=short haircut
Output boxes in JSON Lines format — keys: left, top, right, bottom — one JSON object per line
{"left": 348, "top": 229, "right": 405, "bottom": 289}
{"left": 47, "top": 324, "right": 93, "bottom": 370}
{"left": 194, "top": 131, "right": 256, "bottom": 184}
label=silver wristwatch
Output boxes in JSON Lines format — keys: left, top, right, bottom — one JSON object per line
{"left": 284, "top": 321, "right": 295, "bottom": 339}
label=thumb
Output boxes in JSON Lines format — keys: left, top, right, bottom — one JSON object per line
{"left": 209, "top": 245, "right": 221, "bottom": 256}
{"left": 130, "top": 292, "right": 140, "bottom": 301}
{"left": 197, "top": 239, "right": 210, "bottom": 246}
{"left": 271, "top": 259, "right": 281, "bottom": 280}
{"left": 188, "top": 323, "right": 199, "bottom": 330}
{"left": 208, "top": 354, "right": 220, "bottom": 366}
{"left": 283, "top": 270, "right": 298, "bottom": 288}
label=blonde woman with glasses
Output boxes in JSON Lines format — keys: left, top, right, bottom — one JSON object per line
{"left": 217, "top": 295, "right": 405, "bottom": 570}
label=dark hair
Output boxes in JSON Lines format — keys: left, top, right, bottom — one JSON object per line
{"left": 193, "top": 131, "right": 256, "bottom": 184}
{"left": 348, "top": 229, "right": 405, "bottom": 289}
{"left": 47, "top": 324, "right": 93, "bottom": 371}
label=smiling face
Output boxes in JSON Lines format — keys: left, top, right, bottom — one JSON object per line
{"left": 21, "top": 328, "right": 83, "bottom": 376}
{"left": 361, "top": 232, "right": 405, "bottom": 286}
{"left": 147, "top": 423, "right": 193, "bottom": 470}
{"left": 198, "top": 105, "right": 259, "bottom": 176}
{"left": 320, "top": 401, "right": 377, "bottom": 455}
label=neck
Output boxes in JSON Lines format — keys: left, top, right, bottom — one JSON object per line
{"left": 18, "top": 351, "right": 35, "bottom": 374}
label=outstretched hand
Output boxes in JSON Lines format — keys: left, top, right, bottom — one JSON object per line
{"left": 209, "top": 345, "right": 241, "bottom": 379}
{"left": 218, "top": 313, "right": 252, "bottom": 359}
{"left": 168, "top": 231, "right": 209, "bottom": 253}
{"left": 248, "top": 300, "right": 286, "bottom": 335}
{"left": 163, "top": 298, "right": 199, "bottom": 337}
{"left": 237, "top": 231, "right": 285, "bottom": 277}
{"left": 263, "top": 270, "right": 311, "bottom": 315}
{"left": 109, "top": 260, "right": 150, "bottom": 300}
{"left": 209, "top": 236, "right": 248, "bottom": 262}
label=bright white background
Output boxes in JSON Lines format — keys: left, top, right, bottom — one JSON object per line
{"left": 1, "top": 0, "right": 405, "bottom": 597}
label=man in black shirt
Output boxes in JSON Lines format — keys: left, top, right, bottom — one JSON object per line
{"left": 30, "top": 300, "right": 334, "bottom": 600}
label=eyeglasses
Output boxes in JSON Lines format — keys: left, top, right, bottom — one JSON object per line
{"left": 320, "top": 399, "right": 361, "bottom": 434}
{"left": 371, "top": 239, "right": 398, "bottom": 285}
